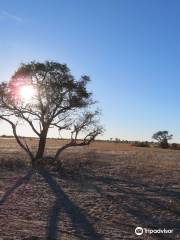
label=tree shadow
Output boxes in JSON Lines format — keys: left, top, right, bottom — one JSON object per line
{"left": 59, "top": 169, "right": 180, "bottom": 239}
{"left": 38, "top": 167, "right": 103, "bottom": 240}
{"left": 0, "top": 169, "right": 32, "bottom": 205}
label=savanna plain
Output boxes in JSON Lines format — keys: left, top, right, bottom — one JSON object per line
{"left": 0, "top": 138, "right": 180, "bottom": 240}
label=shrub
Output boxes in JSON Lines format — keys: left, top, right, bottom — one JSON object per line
{"left": 171, "top": 143, "right": 180, "bottom": 150}
{"left": 133, "top": 141, "right": 150, "bottom": 147}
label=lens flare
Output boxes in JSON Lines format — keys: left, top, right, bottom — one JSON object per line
{"left": 19, "top": 85, "right": 35, "bottom": 102}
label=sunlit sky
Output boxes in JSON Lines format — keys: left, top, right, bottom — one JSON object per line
{"left": 1, "top": 0, "right": 180, "bottom": 142}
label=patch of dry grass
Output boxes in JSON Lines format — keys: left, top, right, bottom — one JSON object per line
{"left": 0, "top": 139, "right": 180, "bottom": 239}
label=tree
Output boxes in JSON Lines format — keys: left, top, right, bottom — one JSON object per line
{"left": 0, "top": 61, "right": 103, "bottom": 166}
{"left": 152, "top": 131, "right": 173, "bottom": 148}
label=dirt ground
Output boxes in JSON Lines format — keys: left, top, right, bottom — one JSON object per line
{"left": 0, "top": 139, "right": 180, "bottom": 239}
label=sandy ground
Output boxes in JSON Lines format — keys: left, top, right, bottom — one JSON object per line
{"left": 0, "top": 140, "right": 180, "bottom": 239}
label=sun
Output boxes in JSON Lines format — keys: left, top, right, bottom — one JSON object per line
{"left": 19, "top": 85, "right": 36, "bottom": 102}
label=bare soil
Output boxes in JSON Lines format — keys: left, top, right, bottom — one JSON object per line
{"left": 0, "top": 140, "right": 180, "bottom": 239}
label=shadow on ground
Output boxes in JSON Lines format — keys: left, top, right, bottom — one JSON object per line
{"left": 38, "top": 167, "right": 103, "bottom": 240}
{"left": 0, "top": 161, "right": 180, "bottom": 240}
{"left": 0, "top": 169, "right": 32, "bottom": 205}
{"left": 58, "top": 164, "right": 180, "bottom": 240}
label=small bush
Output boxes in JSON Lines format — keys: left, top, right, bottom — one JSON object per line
{"left": 171, "top": 143, "right": 180, "bottom": 150}
{"left": 0, "top": 158, "right": 28, "bottom": 170}
{"left": 133, "top": 141, "right": 150, "bottom": 147}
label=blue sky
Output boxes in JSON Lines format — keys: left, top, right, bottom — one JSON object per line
{"left": 0, "top": 0, "right": 180, "bottom": 141}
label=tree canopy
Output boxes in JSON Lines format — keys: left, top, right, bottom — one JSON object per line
{"left": 0, "top": 61, "right": 103, "bottom": 165}
{"left": 152, "top": 130, "right": 173, "bottom": 148}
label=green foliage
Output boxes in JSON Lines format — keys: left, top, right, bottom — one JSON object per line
{"left": 0, "top": 61, "right": 103, "bottom": 163}
{"left": 159, "top": 139, "right": 169, "bottom": 149}
{"left": 152, "top": 130, "right": 173, "bottom": 149}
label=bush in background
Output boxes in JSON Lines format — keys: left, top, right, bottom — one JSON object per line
{"left": 171, "top": 143, "right": 180, "bottom": 150}
{"left": 132, "top": 141, "right": 150, "bottom": 147}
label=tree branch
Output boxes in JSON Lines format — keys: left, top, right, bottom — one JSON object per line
{"left": 0, "top": 116, "right": 34, "bottom": 161}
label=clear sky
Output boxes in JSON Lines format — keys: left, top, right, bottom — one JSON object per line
{"left": 0, "top": 0, "right": 180, "bottom": 142}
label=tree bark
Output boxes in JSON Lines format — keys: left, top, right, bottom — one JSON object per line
{"left": 54, "top": 144, "right": 71, "bottom": 162}
{"left": 35, "top": 128, "right": 48, "bottom": 162}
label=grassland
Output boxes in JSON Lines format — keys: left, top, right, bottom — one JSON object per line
{"left": 0, "top": 138, "right": 180, "bottom": 239}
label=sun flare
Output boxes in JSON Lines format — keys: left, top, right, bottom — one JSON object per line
{"left": 19, "top": 85, "right": 35, "bottom": 102}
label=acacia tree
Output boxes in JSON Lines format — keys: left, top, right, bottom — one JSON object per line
{"left": 0, "top": 61, "right": 103, "bottom": 166}
{"left": 152, "top": 130, "right": 173, "bottom": 148}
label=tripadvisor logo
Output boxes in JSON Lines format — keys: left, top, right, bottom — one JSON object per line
{"left": 135, "top": 227, "right": 143, "bottom": 235}
{"left": 135, "top": 227, "right": 173, "bottom": 236}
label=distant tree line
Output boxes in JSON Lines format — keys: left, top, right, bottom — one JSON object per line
{"left": 109, "top": 130, "right": 180, "bottom": 150}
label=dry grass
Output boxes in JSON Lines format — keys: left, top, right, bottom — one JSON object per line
{"left": 0, "top": 138, "right": 180, "bottom": 239}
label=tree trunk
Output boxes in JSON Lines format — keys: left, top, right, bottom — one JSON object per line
{"left": 54, "top": 143, "right": 72, "bottom": 162}
{"left": 35, "top": 129, "right": 48, "bottom": 163}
